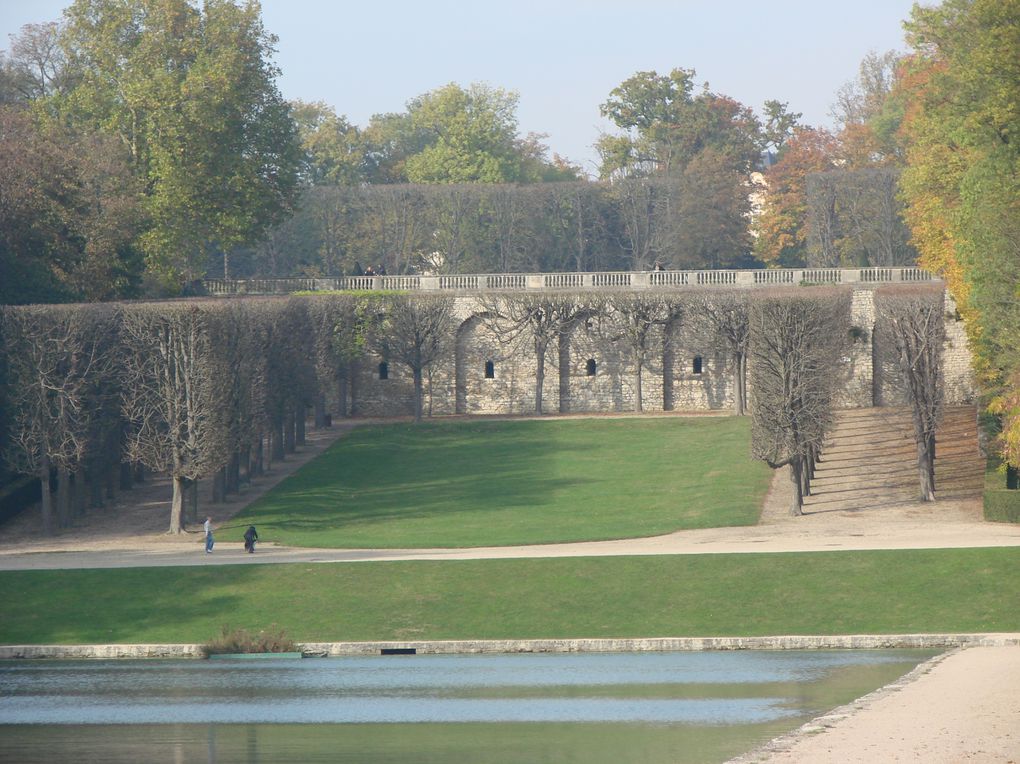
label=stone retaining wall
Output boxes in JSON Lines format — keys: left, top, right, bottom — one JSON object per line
{"left": 3, "top": 633, "right": 1017, "bottom": 660}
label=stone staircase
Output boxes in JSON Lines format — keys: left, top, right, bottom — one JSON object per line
{"left": 802, "top": 405, "right": 984, "bottom": 512}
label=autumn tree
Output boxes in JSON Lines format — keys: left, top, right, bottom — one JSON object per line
{"left": 753, "top": 127, "right": 841, "bottom": 267}
{"left": 597, "top": 68, "right": 762, "bottom": 179}
{"left": 750, "top": 289, "right": 851, "bottom": 515}
{"left": 899, "top": 0, "right": 1020, "bottom": 475}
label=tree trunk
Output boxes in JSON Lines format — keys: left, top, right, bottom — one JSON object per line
{"left": 56, "top": 467, "right": 71, "bottom": 528}
{"left": 211, "top": 467, "right": 225, "bottom": 503}
{"left": 413, "top": 367, "right": 423, "bottom": 422}
{"left": 534, "top": 347, "right": 546, "bottom": 415}
{"left": 337, "top": 377, "right": 349, "bottom": 419}
{"left": 296, "top": 405, "right": 306, "bottom": 446}
{"left": 314, "top": 394, "right": 326, "bottom": 429}
{"left": 272, "top": 418, "right": 285, "bottom": 461}
{"left": 284, "top": 411, "right": 296, "bottom": 454}
{"left": 634, "top": 363, "right": 643, "bottom": 413}
{"left": 89, "top": 466, "right": 105, "bottom": 510}
{"left": 916, "top": 440, "right": 936, "bottom": 502}
{"left": 789, "top": 461, "right": 804, "bottom": 516}
{"left": 105, "top": 463, "right": 117, "bottom": 502}
{"left": 734, "top": 353, "right": 747, "bottom": 416}
{"left": 72, "top": 468, "right": 87, "bottom": 517}
{"left": 188, "top": 479, "right": 199, "bottom": 524}
{"left": 119, "top": 462, "right": 133, "bottom": 491}
{"left": 227, "top": 452, "right": 240, "bottom": 494}
{"left": 169, "top": 475, "right": 187, "bottom": 534}
{"left": 39, "top": 457, "right": 54, "bottom": 536}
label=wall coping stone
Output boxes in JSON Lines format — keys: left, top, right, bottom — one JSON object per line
{"left": 2, "top": 633, "right": 1017, "bottom": 660}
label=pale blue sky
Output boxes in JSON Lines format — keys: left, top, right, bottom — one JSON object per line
{"left": 2, "top": 0, "right": 920, "bottom": 173}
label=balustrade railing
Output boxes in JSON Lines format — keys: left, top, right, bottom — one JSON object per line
{"left": 203, "top": 267, "right": 936, "bottom": 296}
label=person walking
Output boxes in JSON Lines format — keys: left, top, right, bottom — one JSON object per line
{"left": 204, "top": 517, "right": 214, "bottom": 553}
{"left": 243, "top": 525, "right": 258, "bottom": 554}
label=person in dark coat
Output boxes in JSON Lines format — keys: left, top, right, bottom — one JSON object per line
{"left": 243, "top": 525, "right": 258, "bottom": 553}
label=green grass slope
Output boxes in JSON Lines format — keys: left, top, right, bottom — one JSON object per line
{"left": 231, "top": 417, "right": 771, "bottom": 548}
{"left": 2, "top": 549, "right": 1016, "bottom": 644}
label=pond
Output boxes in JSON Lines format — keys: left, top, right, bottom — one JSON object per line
{"left": 0, "top": 649, "right": 936, "bottom": 763}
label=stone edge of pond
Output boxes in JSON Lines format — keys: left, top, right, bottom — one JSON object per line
{"left": 1, "top": 633, "right": 1018, "bottom": 659}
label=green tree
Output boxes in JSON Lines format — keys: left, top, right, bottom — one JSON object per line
{"left": 59, "top": 0, "right": 301, "bottom": 288}
{"left": 404, "top": 82, "right": 523, "bottom": 184}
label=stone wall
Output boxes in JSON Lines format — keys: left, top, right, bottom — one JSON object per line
{"left": 337, "top": 286, "right": 975, "bottom": 419}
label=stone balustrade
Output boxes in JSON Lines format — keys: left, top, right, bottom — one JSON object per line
{"left": 203, "top": 267, "right": 936, "bottom": 296}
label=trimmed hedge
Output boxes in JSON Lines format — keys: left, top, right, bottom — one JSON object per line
{"left": 984, "top": 488, "right": 1020, "bottom": 523}
{"left": 983, "top": 460, "right": 1020, "bottom": 523}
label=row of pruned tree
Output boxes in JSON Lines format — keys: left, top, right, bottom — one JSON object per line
{"left": 749, "top": 286, "right": 947, "bottom": 513}
{"left": 0, "top": 286, "right": 947, "bottom": 531}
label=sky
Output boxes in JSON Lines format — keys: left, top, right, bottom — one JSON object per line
{"left": 1, "top": 0, "right": 920, "bottom": 174}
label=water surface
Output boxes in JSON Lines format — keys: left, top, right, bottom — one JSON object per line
{"left": 0, "top": 649, "right": 936, "bottom": 763}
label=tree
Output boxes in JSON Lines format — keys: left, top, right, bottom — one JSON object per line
{"left": 598, "top": 68, "right": 762, "bottom": 179}
{"left": 0, "top": 106, "right": 143, "bottom": 304}
{"left": 750, "top": 289, "right": 851, "bottom": 515}
{"left": 2, "top": 304, "right": 119, "bottom": 533}
{"left": 479, "top": 292, "right": 594, "bottom": 415}
{"left": 686, "top": 291, "right": 750, "bottom": 415}
{"left": 404, "top": 83, "right": 524, "bottom": 184}
{"left": 291, "top": 99, "right": 367, "bottom": 186}
{"left": 60, "top": 0, "right": 302, "bottom": 288}
{"left": 119, "top": 303, "right": 229, "bottom": 533}
{"left": 591, "top": 291, "right": 682, "bottom": 412}
{"left": 875, "top": 287, "right": 946, "bottom": 501}
{"left": 372, "top": 295, "right": 456, "bottom": 422}
{"left": 752, "top": 127, "right": 841, "bottom": 267}
{"left": 899, "top": 0, "right": 1020, "bottom": 473}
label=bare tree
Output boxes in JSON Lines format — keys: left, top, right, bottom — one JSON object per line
{"left": 686, "top": 290, "right": 750, "bottom": 414}
{"left": 372, "top": 295, "right": 456, "bottom": 422}
{"left": 1, "top": 304, "right": 118, "bottom": 534}
{"left": 875, "top": 286, "right": 946, "bottom": 501}
{"left": 591, "top": 291, "right": 682, "bottom": 412}
{"left": 120, "top": 303, "right": 229, "bottom": 533}
{"left": 479, "top": 292, "right": 595, "bottom": 414}
{"left": 750, "top": 289, "right": 852, "bottom": 515}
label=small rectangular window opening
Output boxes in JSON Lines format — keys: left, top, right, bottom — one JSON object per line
{"left": 378, "top": 362, "right": 389, "bottom": 380}
{"left": 692, "top": 356, "right": 703, "bottom": 375}
{"left": 586, "top": 359, "right": 597, "bottom": 376}
{"left": 484, "top": 360, "right": 495, "bottom": 379}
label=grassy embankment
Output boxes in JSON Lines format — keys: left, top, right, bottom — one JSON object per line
{"left": 2, "top": 417, "right": 1016, "bottom": 645}
{"left": 227, "top": 417, "right": 771, "bottom": 548}
{"left": 2, "top": 548, "right": 1016, "bottom": 644}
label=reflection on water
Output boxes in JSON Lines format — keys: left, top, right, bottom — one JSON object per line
{"left": 0, "top": 650, "right": 935, "bottom": 763}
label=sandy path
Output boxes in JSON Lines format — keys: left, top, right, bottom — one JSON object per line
{"left": 733, "top": 645, "right": 1020, "bottom": 763}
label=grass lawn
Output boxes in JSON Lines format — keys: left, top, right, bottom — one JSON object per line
{"left": 230, "top": 417, "right": 771, "bottom": 548}
{"left": 2, "top": 548, "right": 1015, "bottom": 644}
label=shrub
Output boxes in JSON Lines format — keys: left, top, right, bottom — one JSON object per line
{"left": 201, "top": 624, "right": 299, "bottom": 656}
{"left": 983, "top": 461, "right": 1020, "bottom": 523}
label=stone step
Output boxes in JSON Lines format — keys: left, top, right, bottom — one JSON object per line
{"left": 804, "top": 404, "right": 983, "bottom": 510}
